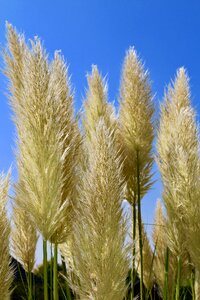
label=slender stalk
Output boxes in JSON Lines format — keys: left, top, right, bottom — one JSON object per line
{"left": 164, "top": 247, "right": 169, "bottom": 300}
{"left": 54, "top": 243, "right": 58, "bottom": 300}
{"left": 191, "top": 271, "right": 195, "bottom": 300}
{"left": 146, "top": 243, "right": 157, "bottom": 300}
{"left": 17, "top": 261, "right": 27, "bottom": 297}
{"left": 50, "top": 243, "right": 53, "bottom": 300}
{"left": 175, "top": 256, "right": 181, "bottom": 300}
{"left": 58, "top": 280, "right": 68, "bottom": 300}
{"left": 61, "top": 255, "right": 72, "bottom": 300}
{"left": 28, "top": 270, "right": 32, "bottom": 300}
{"left": 43, "top": 239, "right": 48, "bottom": 300}
{"left": 136, "top": 150, "right": 143, "bottom": 299}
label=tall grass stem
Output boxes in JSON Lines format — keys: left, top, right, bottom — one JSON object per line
{"left": 53, "top": 243, "right": 58, "bottom": 300}
{"left": 50, "top": 243, "right": 53, "bottom": 300}
{"left": 28, "top": 271, "right": 32, "bottom": 300}
{"left": 175, "top": 256, "right": 181, "bottom": 300}
{"left": 43, "top": 239, "right": 48, "bottom": 300}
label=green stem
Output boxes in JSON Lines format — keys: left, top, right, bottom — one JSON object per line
{"left": 43, "top": 239, "right": 48, "bottom": 300}
{"left": 28, "top": 270, "right": 32, "bottom": 300}
{"left": 58, "top": 279, "right": 68, "bottom": 300}
{"left": 136, "top": 150, "right": 143, "bottom": 300}
{"left": 61, "top": 255, "right": 72, "bottom": 300}
{"left": 195, "top": 269, "right": 200, "bottom": 300}
{"left": 54, "top": 243, "right": 58, "bottom": 300}
{"left": 164, "top": 247, "right": 169, "bottom": 300}
{"left": 50, "top": 243, "right": 53, "bottom": 300}
{"left": 191, "top": 271, "right": 195, "bottom": 300}
{"left": 146, "top": 242, "right": 157, "bottom": 300}
{"left": 175, "top": 256, "right": 181, "bottom": 300}
{"left": 17, "top": 261, "right": 28, "bottom": 297}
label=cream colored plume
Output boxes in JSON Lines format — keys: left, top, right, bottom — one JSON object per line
{"left": 157, "top": 68, "right": 199, "bottom": 289}
{"left": 69, "top": 67, "right": 129, "bottom": 299}
{"left": 78, "top": 65, "right": 117, "bottom": 180}
{"left": 60, "top": 67, "right": 118, "bottom": 289}
{"left": 71, "top": 120, "right": 129, "bottom": 300}
{"left": 157, "top": 67, "right": 199, "bottom": 221}
{"left": 46, "top": 52, "right": 81, "bottom": 244}
{"left": 4, "top": 24, "right": 80, "bottom": 243}
{"left": 11, "top": 180, "right": 38, "bottom": 273}
{"left": 4, "top": 22, "right": 26, "bottom": 114}
{"left": 119, "top": 47, "right": 154, "bottom": 204}
{"left": 83, "top": 65, "right": 116, "bottom": 138}
{"left": 0, "top": 173, "right": 13, "bottom": 299}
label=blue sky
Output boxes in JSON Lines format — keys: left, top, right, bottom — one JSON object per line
{"left": 0, "top": 0, "right": 199, "bottom": 265}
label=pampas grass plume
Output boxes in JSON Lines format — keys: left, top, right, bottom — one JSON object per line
{"left": 119, "top": 47, "right": 154, "bottom": 202}
{"left": 70, "top": 67, "right": 129, "bottom": 299}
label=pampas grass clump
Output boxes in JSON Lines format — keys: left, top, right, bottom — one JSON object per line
{"left": 2, "top": 23, "right": 200, "bottom": 300}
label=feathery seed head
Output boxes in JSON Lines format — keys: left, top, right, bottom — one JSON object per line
{"left": 157, "top": 67, "right": 199, "bottom": 224}
{"left": 71, "top": 120, "right": 129, "bottom": 300}
{"left": 4, "top": 25, "right": 80, "bottom": 243}
{"left": 83, "top": 65, "right": 116, "bottom": 139}
{"left": 71, "top": 68, "right": 129, "bottom": 299}
{"left": 119, "top": 47, "right": 154, "bottom": 203}
{"left": 156, "top": 68, "right": 197, "bottom": 288}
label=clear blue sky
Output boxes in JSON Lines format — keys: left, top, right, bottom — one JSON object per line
{"left": 0, "top": 0, "right": 200, "bottom": 264}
